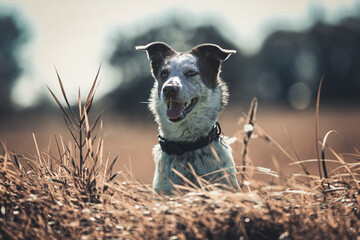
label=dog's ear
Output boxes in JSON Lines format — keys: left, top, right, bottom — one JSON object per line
{"left": 136, "top": 42, "right": 175, "bottom": 77}
{"left": 191, "top": 44, "right": 236, "bottom": 62}
{"left": 191, "top": 44, "right": 236, "bottom": 88}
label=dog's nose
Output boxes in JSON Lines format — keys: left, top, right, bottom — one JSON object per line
{"left": 163, "top": 85, "right": 179, "bottom": 98}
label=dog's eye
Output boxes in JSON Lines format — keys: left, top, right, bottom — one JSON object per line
{"left": 160, "top": 70, "right": 169, "bottom": 79}
{"left": 185, "top": 70, "right": 199, "bottom": 78}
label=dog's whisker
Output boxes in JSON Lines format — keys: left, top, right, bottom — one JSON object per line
{"left": 145, "top": 112, "right": 152, "bottom": 120}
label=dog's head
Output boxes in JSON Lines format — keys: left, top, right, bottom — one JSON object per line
{"left": 137, "top": 42, "right": 235, "bottom": 137}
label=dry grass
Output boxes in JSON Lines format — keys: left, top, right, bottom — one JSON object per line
{"left": 1, "top": 72, "right": 360, "bottom": 239}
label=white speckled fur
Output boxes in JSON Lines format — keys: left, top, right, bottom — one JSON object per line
{"left": 139, "top": 43, "right": 239, "bottom": 194}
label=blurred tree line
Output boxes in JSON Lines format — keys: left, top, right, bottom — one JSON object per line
{"left": 0, "top": 13, "right": 359, "bottom": 115}
{"left": 0, "top": 13, "right": 28, "bottom": 115}
{"left": 106, "top": 16, "right": 360, "bottom": 114}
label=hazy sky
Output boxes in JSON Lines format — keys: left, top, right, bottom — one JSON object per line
{"left": 0, "top": 0, "right": 359, "bottom": 107}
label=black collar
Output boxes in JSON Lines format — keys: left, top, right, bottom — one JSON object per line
{"left": 158, "top": 122, "right": 222, "bottom": 156}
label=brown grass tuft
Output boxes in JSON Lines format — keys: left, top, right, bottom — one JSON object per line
{"left": 0, "top": 73, "right": 359, "bottom": 239}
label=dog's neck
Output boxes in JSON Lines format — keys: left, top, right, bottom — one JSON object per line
{"left": 158, "top": 122, "right": 221, "bottom": 155}
{"left": 158, "top": 115, "right": 218, "bottom": 143}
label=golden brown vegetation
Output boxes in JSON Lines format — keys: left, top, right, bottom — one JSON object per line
{"left": 0, "top": 73, "right": 359, "bottom": 239}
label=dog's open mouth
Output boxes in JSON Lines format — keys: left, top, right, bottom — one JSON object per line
{"left": 166, "top": 98, "right": 198, "bottom": 122}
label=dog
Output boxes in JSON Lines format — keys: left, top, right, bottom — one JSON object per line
{"left": 136, "top": 42, "right": 239, "bottom": 195}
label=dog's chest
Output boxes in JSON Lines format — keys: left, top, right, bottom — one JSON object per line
{"left": 152, "top": 140, "right": 237, "bottom": 194}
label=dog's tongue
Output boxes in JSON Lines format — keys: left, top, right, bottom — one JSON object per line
{"left": 167, "top": 101, "right": 184, "bottom": 120}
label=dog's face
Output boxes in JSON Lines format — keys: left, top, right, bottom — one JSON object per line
{"left": 137, "top": 42, "right": 235, "bottom": 139}
{"left": 156, "top": 53, "right": 202, "bottom": 122}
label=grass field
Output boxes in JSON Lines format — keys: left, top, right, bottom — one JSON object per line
{"left": 1, "top": 105, "right": 359, "bottom": 184}
{"left": 0, "top": 80, "right": 360, "bottom": 239}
